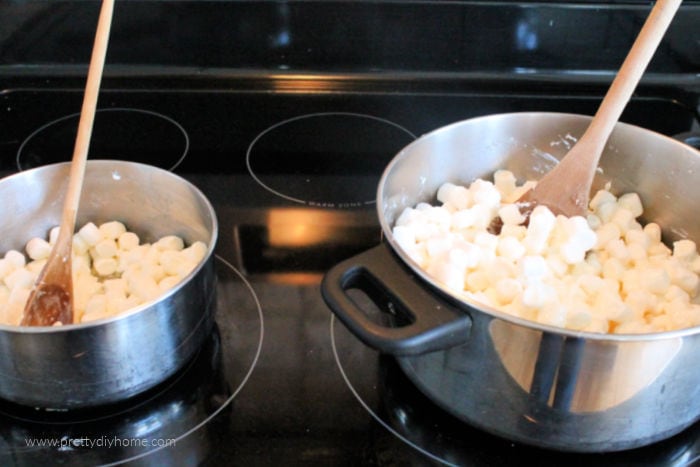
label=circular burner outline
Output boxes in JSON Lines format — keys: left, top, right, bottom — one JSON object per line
{"left": 330, "top": 315, "right": 456, "bottom": 467}
{"left": 245, "top": 112, "right": 416, "bottom": 206}
{"left": 16, "top": 107, "right": 190, "bottom": 172}
{"left": 0, "top": 255, "right": 264, "bottom": 465}
{"left": 331, "top": 316, "right": 700, "bottom": 467}
{"left": 100, "top": 254, "right": 265, "bottom": 466}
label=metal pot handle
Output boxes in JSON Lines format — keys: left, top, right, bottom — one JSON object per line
{"left": 321, "top": 243, "right": 472, "bottom": 355}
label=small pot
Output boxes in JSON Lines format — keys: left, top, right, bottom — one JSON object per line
{"left": 322, "top": 112, "right": 700, "bottom": 452}
{"left": 0, "top": 161, "right": 218, "bottom": 408}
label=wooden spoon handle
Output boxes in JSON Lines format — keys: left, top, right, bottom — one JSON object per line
{"left": 56, "top": 0, "right": 115, "bottom": 245}
{"left": 584, "top": 0, "right": 683, "bottom": 154}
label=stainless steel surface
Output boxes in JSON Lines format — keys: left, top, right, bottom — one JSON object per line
{"left": 325, "top": 112, "right": 700, "bottom": 451}
{"left": 0, "top": 160, "right": 218, "bottom": 408}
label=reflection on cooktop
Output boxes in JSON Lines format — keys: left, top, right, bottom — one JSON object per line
{"left": 234, "top": 207, "right": 382, "bottom": 275}
{"left": 0, "top": 255, "right": 263, "bottom": 466}
{"left": 331, "top": 316, "right": 700, "bottom": 467}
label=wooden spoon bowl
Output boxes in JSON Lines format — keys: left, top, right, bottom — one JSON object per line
{"left": 21, "top": 0, "right": 115, "bottom": 326}
{"left": 489, "top": 0, "right": 682, "bottom": 234}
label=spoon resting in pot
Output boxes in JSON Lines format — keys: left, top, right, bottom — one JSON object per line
{"left": 21, "top": 0, "right": 115, "bottom": 326}
{"left": 490, "top": 0, "right": 682, "bottom": 232}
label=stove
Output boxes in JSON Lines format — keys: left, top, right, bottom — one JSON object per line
{"left": 0, "top": 1, "right": 699, "bottom": 466}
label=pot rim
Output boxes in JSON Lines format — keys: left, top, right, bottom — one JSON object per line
{"left": 0, "top": 160, "right": 219, "bottom": 334}
{"left": 377, "top": 111, "right": 700, "bottom": 343}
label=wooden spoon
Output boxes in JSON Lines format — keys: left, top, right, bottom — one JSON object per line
{"left": 21, "top": 0, "right": 115, "bottom": 326}
{"left": 504, "top": 0, "right": 682, "bottom": 222}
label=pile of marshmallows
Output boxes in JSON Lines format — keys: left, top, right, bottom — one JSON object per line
{"left": 0, "top": 221, "right": 207, "bottom": 325}
{"left": 392, "top": 170, "right": 700, "bottom": 334}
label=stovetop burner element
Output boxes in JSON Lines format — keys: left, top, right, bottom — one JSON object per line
{"left": 16, "top": 108, "right": 189, "bottom": 171}
{"left": 0, "top": 256, "right": 263, "bottom": 466}
{"left": 246, "top": 112, "right": 415, "bottom": 208}
{"left": 331, "top": 314, "right": 700, "bottom": 466}
{"left": 0, "top": 1, "right": 697, "bottom": 462}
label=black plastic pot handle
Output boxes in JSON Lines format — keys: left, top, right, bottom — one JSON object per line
{"left": 321, "top": 243, "right": 472, "bottom": 356}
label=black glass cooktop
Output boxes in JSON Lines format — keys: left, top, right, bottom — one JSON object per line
{"left": 0, "top": 0, "right": 699, "bottom": 465}
{"left": 0, "top": 85, "right": 696, "bottom": 466}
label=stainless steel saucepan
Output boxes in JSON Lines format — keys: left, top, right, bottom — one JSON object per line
{"left": 0, "top": 160, "right": 217, "bottom": 408}
{"left": 322, "top": 112, "right": 700, "bottom": 452}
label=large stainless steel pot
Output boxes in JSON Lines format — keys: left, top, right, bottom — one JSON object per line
{"left": 0, "top": 160, "right": 217, "bottom": 408}
{"left": 322, "top": 112, "right": 700, "bottom": 452}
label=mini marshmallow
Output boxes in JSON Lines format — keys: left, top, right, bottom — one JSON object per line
{"left": 673, "top": 239, "right": 698, "bottom": 262}
{"left": 449, "top": 243, "right": 481, "bottom": 270}
{"left": 103, "top": 277, "right": 128, "bottom": 298}
{"left": 610, "top": 207, "right": 638, "bottom": 233}
{"left": 99, "top": 221, "right": 127, "bottom": 240}
{"left": 0, "top": 221, "right": 206, "bottom": 326}
{"left": 519, "top": 255, "right": 548, "bottom": 281}
{"left": 4, "top": 287, "right": 30, "bottom": 325}
{"left": 118, "top": 231, "right": 140, "bottom": 251}
{"left": 426, "top": 235, "right": 453, "bottom": 260}
{"left": 71, "top": 233, "right": 89, "bottom": 255}
{"left": 78, "top": 222, "right": 102, "bottom": 246}
{"left": 93, "top": 257, "right": 118, "bottom": 277}
{"left": 536, "top": 303, "right": 567, "bottom": 327}
{"left": 595, "top": 223, "right": 621, "bottom": 249}
{"left": 451, "top": 208, "right": 477, "bottom": 230}
{"left": 427, "top": 261, "right": 465, "bottom": 292}
{"left": 498, "top": 204, "right": 525, "bottom": 226}
{"left": 392, "top": 173, "right": 700, "bottom": 334}
{"left": 25, "top": 237, "right": 52, "bottom": 261}
{"left": 154, "top": 235, "right": 185, "bottom": 252}
{"left": 596, "top": 201, "right": 618, "bottom": 224}
{"left": 4, "top": 250, "right": 25, "bottom": 269}
{"left": 590, "top": 189, "right": 617, "bottom": 212}
{"left": 522, "top": 282, "right": 556, "bottom": 308}
{"left": 497, "top": 236, "right": 526, "bottom": 261}
{"left": 92, "top": 239, "right": 118, "bottom": 259}
{"left": 470, "top": 179, "right": 501, "bottom": 208}
{"left": 3, "top": 268, "right": 34, "bottom": 290}
{"left": 504, "top": 180, "right": 536, "bottom": 204}
{"left": 524, "top": 206, "right": 556, "bottom": 254}
{"left": 644, "top": 223, "right": 662, "bottom": 244}
{"left": 49, "top": 226, "right": 61, "bottom": 245}
{"left": 617, "top": 192, "right": 644, "bottom": 218}
{"left": 437, "top": 182, "right": 471, "bottom": 210}
{"left": 392, "top": 225, "right": 416, "bottom": 251}
{"left": 126, "top": 270, "right": 160, "bottom": 302}
{"left": 493, "top": 170, "right": 517, "bottom": 198}
{"left": 0, "top": 259, "right": 14, "bottom": 280}
{"left": 494, "top": 277, "right": 522, "bottom": 304}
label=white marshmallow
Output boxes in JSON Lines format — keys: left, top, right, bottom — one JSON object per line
{"left": 437, "top": 182, "right": 471, "bottom": 210}
{"left": 4, "top": 250, "right": 25, "bottom": 269}
{"left": 493, "top": 170, "right": 517, "bottom": 198}
{"left": 77, "top": 222, "right": 102, "bottom": 246}
{"left": 25, "top": 237, "right": 52, "bottom": 261}
{"left": 99, "top": 221, "right": 127, "bottom": 240}
{"left": 0, "top": 221, "right": 205, "bottom": 326}
{"left": 92, "top": 239, "right": 118, "bottom": 259}
{"left": 154, "top": 235, "right": 185, "bottom": 252}
{"left": 3, "top": 268, "right": 35, "bottom": 290}
{"left": 118, "top": 231, "right": 140, "bottom": 251}
{"left": 391, "top": 174, "right": 700, "bottom": 335}
{"left": 94, "top": 257, "right": 118, "bottom": 277}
